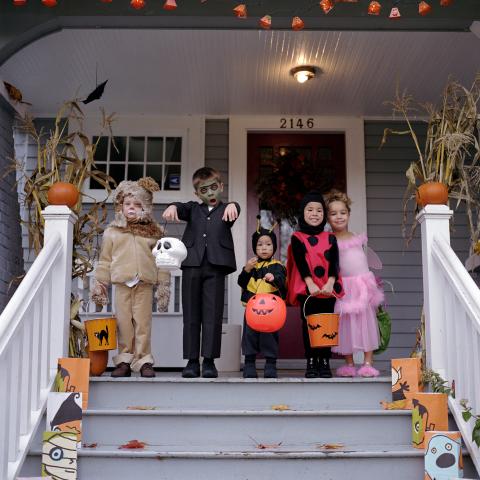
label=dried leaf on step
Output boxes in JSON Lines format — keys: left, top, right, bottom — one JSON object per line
{"left": 119, "top": 439, "right": 146, "bottom": 449}
{"left": 317, "top": 443, "right": 344, "bottom": 450}
{"left": 82, "top": 442, "right": 98, "bottom": 448}
{"left": 380, "top": 399, "right": 408, "bottom": 410}
{"left": 271, "top": 404, "right": 290, "bottom": 411}
{"left": 126, "top": 406, "right": 157, "bottom": 410}
{"left": 256, "top": 442, "right": 283, "bottom": 450}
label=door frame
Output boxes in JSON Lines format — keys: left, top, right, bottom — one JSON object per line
{"left": 228, "top": 115, "right": 366, "bottom": 331}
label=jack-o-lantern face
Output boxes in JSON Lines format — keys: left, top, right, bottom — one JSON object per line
{"left": 306, "top": 313, "right": 339, "bottom": 347}
{"left": 245, "top": 293, "right": 286, "bottom": 333}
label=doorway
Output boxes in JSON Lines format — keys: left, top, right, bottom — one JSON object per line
{"left": 246, "top": 132, "right": 347, "bottom": 360}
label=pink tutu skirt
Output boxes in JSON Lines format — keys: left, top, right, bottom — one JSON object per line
{"left": 332, "top": 272, "right": 383, "bottom": 355}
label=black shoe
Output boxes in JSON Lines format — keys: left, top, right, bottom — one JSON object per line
{"left": 111, "top": 362, "right": 131, "bottom": 378}
{"left": 182, "top": 359, "right": 200, "bottom": 378}
{"left": 140, "top": 363, "right": 156, "bottom": 378}
{"left": 264, "top": 359, "right": 277, "bottom": 379}
{"left": 243, "top": 361, "right": 258, "bottom": 378}
{"left": 318, "top": 358, "right": 333, "bottom": 378}
{"left": 305, "top": 357, "right": 319, "bottom": 378}
{"left": 202, "top": 358, "right": 218, "bottom": 378}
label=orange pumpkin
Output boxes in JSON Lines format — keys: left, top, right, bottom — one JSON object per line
{"left": 416, "top": 182, "right": 448, "bottom": 207}
{"left": 245, "top": 293, "right": 286, "bottom": 333}
{"left": 367, "top": 1, "right": 381, "bottom": 15}
{"left": 47, "top": 182, "right": 79, "bottom": 207}
{"left": 88, "top": 349, "right": 108, "bottom": 377}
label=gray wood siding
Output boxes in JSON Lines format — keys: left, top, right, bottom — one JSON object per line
{"left": 365, "top": 120, "right": 470, "bottom": 362}
{"left": 0, "top": 97, "right": 23, "bottom": 311}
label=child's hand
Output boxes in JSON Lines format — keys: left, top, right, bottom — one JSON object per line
{"left": 244, "top": 256, "right": 257, "bottom": 273}
{"left": 319, "top": 277, "right": 335, "bottom": 297}
{"left": 263, "top": 273, "right": 274, "bottom": 283}
{"left": 91, "top": 281, "right": 109, "bottom": 306}
{"left": 222, "top": 203, "right": 239, "bottom": 222}
{"left": 163, "top": 205, "right": 179, "bottom": 222}
{"left": 305, "top": 277, "right": 321, "bottom": 297}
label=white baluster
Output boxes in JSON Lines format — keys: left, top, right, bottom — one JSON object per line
{"left": 20, "top": 317, "right": 32, "bottom": 435}
{"left": 0, "top": 355, "right": 8, "bottom": 479}
{"left": 41, "top": 280, "right": 51, "bottom": 391}
{"left": 417, "top": 204, "right": 453, "bottom": 377}
{"left": 7, "top": 339, "right": 21, "bottom": 462}
{"left": 31, "top": 296, "right": 41, "bottom": 411}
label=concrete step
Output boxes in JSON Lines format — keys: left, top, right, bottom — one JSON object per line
{"left": 88, "top": 375, "right": 392, "bottom": 410}
{"left": 31, "top": 408, "right": 418, "bottom": 446}
{"left": 21, "top": 443, "right": 480, "bottom": 480}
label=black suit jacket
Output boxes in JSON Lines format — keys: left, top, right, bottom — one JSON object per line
{"left": 172, "top": 201, "right": 240, "bottom": 274}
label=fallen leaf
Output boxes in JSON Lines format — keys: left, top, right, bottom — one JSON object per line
{"left": 119, "top": 439, "right": 146, "bottom": 449}
{"left": 271, "top": 404, "right": 290, "bottom": 411}
{"left": 317, "top": 442, "right": 344, "bottom": 450}
{"left": 380, "top": 399, "right": 408, "bottom": 410}
{"left": 126, "top": 406, "right": 157, "bottom": 410}
{"left": 256, "top": 442, "right": 283, "bottom": 450}
{"left": 82, "top": 442, "right": 98, "bottom": 448}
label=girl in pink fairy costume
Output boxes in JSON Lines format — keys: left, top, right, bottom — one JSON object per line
{"left": 326, "top": 190, "right": 384, "bottom": 377}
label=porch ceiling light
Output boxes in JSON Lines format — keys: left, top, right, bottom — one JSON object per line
{"left": 290, "top": 66, "right": 317, "bottom": 84}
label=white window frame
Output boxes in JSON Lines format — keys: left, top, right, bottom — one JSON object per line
{"left": 81, "top": 115, "right": 205, "bottom": 203}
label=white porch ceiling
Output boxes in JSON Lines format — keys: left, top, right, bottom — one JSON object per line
{"left": 1, "top": 29, "right": 479, "bottom": 117}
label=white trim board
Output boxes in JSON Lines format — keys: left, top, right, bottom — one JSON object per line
{"left": 227, "top": 115, "right": 367, "bottom": 329}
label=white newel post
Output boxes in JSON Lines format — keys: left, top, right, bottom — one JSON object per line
{"left": 42, "top": 206, "right": 77, "bottom": 368}
{"left": 417, "top": 204, "right": 453, "bottom": 377}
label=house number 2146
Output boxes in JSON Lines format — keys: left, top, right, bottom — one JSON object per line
{"left": 280, "top": 118, "right": 314, "bottom": 129}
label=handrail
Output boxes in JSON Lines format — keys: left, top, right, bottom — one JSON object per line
{"left": 431, "top": 236, "right": 480, "bottom": 335}
{"left": 0, "top": 206, "right": 75, "bottom": 480}
{"left": 0, "top": 232, "right": 62, "bottom": 353}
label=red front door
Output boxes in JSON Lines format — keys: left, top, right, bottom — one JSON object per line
{"left": 246, "top": 132, "right": 346, "bottom": 359}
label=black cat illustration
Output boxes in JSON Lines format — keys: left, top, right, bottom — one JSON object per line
{"left": 94, "top": 325, "right": 109, "bottom": 346}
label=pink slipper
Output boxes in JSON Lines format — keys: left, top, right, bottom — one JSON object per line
{"left": 357, "top": 364, "right": 380, "bottom": 378}
{"left": 336, "top": 365, "right": 357, "bottom": 377}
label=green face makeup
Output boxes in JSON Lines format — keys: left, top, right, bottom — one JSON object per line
{"left": 195, "top": 179, "right": 223, "bottom": 206}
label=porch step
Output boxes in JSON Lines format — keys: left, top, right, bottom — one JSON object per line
{"left": 22, "top": 443, "right": 480, "bottom": 480}
{"left": 21, "top": 374, "right": 480, "bottom": 480}
{"left": 88, "top": 375, "right": 392, "bottom": 410}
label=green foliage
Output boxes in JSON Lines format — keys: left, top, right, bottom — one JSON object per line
{"left": 421, "top": 368, "right": 454, "bottom": 397}
{"left": 460, "top": 399, "right": 480, "bottom": 448}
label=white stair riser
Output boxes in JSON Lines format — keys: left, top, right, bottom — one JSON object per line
{"left": 21, "top": 454, "right": 480, "bottom": 480}
{"left": 89, "top": 380, "right": 392, "bottom": 410}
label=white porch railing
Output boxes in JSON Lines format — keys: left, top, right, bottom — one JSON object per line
{"left": 419, "top": 204, "right": 480, "bottom": 474}
{"left": 0, "top": 205, "right": 76, "bottom": 480}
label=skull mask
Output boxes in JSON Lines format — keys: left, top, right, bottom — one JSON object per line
{"left": 152, "top": 237, "right": 188, "bottom": 270}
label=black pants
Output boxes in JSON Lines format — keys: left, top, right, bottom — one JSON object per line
{"left": 181, "top": 258, "right": 226, "bottom": 359}
{"left": 299, "top": 295, "right": 336, "bottom": 360}
{"left": 242, "top": 313, "right": 279, "bottom": 359}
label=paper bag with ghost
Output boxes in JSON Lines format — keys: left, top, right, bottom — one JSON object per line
{"left": 424, "top": 430, "right": 463, "bottom": 480}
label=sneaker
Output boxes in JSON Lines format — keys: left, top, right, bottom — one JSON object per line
{"left": 243, "top": 362, "right": 258, "bottom": 379}
{"left": 305, "top": 357, "right": 319, "bottom": 378}
{"left": 202, "top": 358, "right": 218, "bottom": 378}
{"left": 182, "top": 359, "right": 200, "bottom": 378}
{"left": 336, "top": 364, "right": 357, "bottom": 377}
{"left": 357, "top": 363, "right": 380, "bottom": 378}
{"left": 264, "top": 359, "right": 277, "bottom": 379}
{"left": 318, "top": 358, "right": 333, "bottom": 378}
{"left": 111, "top": 362, "right": 131, "bottom": 378}
{"left": 140, "top": 363, "right": 156, "bottom": 378}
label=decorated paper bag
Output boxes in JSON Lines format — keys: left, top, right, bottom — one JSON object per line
{"left": 391, "top": 357, "right": 423, "bottom": 408}
{"left": 47, "top": 392, "right": 82, "bottom": 446}
{"left": 424, "top": 431, "right": 463, "bottom": 480}
{"left": 42, "top": 431, "right": 77, "bottom": 479}
{"left": 53, "top": 358, "right": 90, "bottom": 410}
{"left": 409, "top": 392, "right": 449, "bottom": 449}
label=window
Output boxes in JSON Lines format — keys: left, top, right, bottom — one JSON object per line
{"left": 90, "top": 135, "right": 183, "bottom": 191}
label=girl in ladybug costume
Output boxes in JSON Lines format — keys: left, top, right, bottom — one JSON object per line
{"left": 238, "top": 218, "right": 287, "bottom": 379}
{"left": 287, "top": 191, "right": 344, "bottom": 378}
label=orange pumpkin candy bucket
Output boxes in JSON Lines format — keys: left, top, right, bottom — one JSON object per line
{"left": 245, "top": 293, "right": 287, "bottom": 333}
{"left": 303, "top": 294, "right": 340, "bottom": 347}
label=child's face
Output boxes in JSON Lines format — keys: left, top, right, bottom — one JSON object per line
{"left": 256, "top": 235, "right": 274, "bottom": 260}
{"left": 195, "top": 178, "right": 223, "bottom": 206}
{"left": 303, "top": 201, "right": 324, "bottom": 227}
{"left": 328, "top": 200, "right": 350, "bottom": 233}
{"left": 122, "top": 196, "right": 143, "bottom": 220}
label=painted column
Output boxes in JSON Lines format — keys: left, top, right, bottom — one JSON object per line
{"left": 417, "top": 204, "right": 453, "bottom": 377}
{"left": 42, "top": 205, "right": 77, "bottom": 365}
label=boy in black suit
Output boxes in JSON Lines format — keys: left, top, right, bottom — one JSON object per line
{"left": 163, "top": 167, "right": 240, "bottom": 378}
